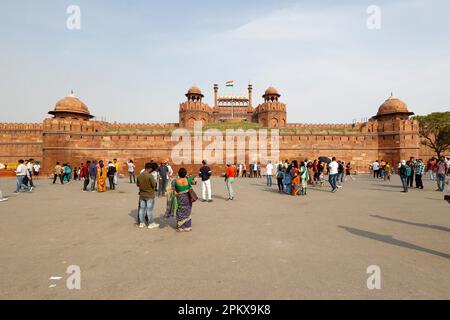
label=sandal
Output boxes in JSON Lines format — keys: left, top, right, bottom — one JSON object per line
{"left": 184, "top": 228, "right": 192, "bottom": 232}
{"left": 176, "top": 228, "right": 185, "bottom": 232}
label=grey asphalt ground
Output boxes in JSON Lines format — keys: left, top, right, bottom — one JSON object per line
{"left": 0, "top": 175, "right": 449, "bottom": 299}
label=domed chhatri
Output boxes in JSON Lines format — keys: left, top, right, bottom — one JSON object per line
{"left": 49, "top": 91, "right": 94, "bottom": 120}
{"left": 262, "top": 86, "right": 281, "bottom": 103}
{"left": 375, "top": 93, "right": 414, "bottom": 118}
{"left": 263, "top": 86, "right": 280, "bottom": 97}
{"left": 186, "top": 86, "right": 204, "bottom": 98}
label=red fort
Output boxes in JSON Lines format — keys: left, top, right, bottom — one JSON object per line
{"left": 0, "top": 84, "right": 433, "bottom": 175}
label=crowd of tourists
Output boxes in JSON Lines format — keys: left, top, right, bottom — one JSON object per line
{"left": 234, "top": 158, "right": 352, "bottom": 195}
{"left": 371, "top": 156, "right": 449, "bottom": 193}
{"left": 5, "top": 155, "right": 450, "bottom": 214}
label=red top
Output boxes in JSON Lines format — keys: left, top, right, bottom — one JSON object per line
{"left": 226, "top": 166, "right": 236, "bottom": 178}
{"left": 80, "top": 165, "right": 89, "bottom": 178}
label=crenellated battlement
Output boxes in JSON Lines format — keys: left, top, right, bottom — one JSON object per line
{"left": 0, "top": 123, "right": 43, "bottom": 131}
{"left": 106, "top": 122, "right": 179, "bottom": 131}
{"left": 255, "top": 102, "right": 286, "bottom": 113}
{"left": 286, "top": 122, "right": 359, "bottom": 129}
{"left": 179, "top": 101, "right": 212, "bottom": 113}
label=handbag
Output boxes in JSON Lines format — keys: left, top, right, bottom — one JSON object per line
{"left": 188, "top": 186, "right": 198, "bottom": 204}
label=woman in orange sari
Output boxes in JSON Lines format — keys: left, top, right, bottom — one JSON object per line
{"left": 291, "top": 160, "right": 300, "bottom": 196}
{"left": 97, "top": 160, "right": 107, "bottom": 193}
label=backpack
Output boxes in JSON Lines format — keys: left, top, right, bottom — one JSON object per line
{"left": 405, "top": 165, "right": 412, "bottom": 177}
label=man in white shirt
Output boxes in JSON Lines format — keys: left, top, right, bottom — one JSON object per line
{"left": 167, "top": 162, "right": 173, "bottom": 179}
{"left": 127, "top": 160, "right": 136, "bottom": 183}
{"left": 266, "top": 161, "right": 274, "bottom": 187}
{"left": 328, "top": 157, "right": 339, "bottom": 193}
{"left": 33, "top": 162, "right": 41, "bottom": 180}
{"left": 14, "top": 159, "right": 32, "bottom": 193}
{"left": 372, "top": 160, "right": 380, "bottom": 179}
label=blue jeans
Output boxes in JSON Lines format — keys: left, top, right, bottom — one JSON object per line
{"left": 267, "top": 175, "right": 272, "bottom": 187}
{"left": 437, "top": 173, "right": 445, "bottom": 191}
{"left": 337, "top": 172, "right": 344, "bottom": 184}
{"left": 15, "top": 175, "right": 30, "bottom": 192}
{"left": 401, "top": 176, "right": 408, "bottom": 192}
{"left": 138, "top": 199, "right": 155, "bottom": 224}
{"left": 329, "top": 174, "right": 338, "bottom": 191}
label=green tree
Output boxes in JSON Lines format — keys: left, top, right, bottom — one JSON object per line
{"left": 413, "top": 111, "right": 450, "bottom": 158}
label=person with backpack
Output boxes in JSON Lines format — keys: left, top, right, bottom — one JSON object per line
{"left": 399, "top": 160, "right": 411, "bottom": 193}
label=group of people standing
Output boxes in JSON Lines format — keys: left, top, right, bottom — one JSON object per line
{"left": 135, "top": 160, "right": 238, "bottom": 232}
{"left": 397, "top": 157, "right": 449, "bottom": 193}
{"left": 52, "top": 159, "right": 120, "bottom": 192}
{"left": 265, "top": 158, "right": 351, "bottom": 195}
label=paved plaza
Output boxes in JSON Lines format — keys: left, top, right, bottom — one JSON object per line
{"left": 0, "top": 175, "right": 449, "bottom": 299}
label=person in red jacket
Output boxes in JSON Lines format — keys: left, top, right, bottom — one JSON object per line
{"left": 81, "top": 161, "right": 91, "bottom": 192}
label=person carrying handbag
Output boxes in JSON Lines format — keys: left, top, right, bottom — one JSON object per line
{"left": 172, "top": 168, "right": 196, "bottom": 232}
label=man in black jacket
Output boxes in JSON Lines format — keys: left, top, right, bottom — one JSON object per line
{"left": 199, "top": 160, "right": 212, "bottom": 202}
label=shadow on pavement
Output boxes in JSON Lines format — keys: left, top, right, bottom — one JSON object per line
{"left": 370, "top": 215, "right": 450, "bottom": 233}
{"left": 129, "top": 209, "right": 174, "bottom": 229}
{"left": 371, "top": 183, "right": 403, "bottom": 189}
{"left": 338, "top": 225, "right": 450, "bottom": 260}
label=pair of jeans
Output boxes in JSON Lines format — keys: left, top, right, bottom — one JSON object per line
{"left": 90, "top": 175, "right": 97, "bottom": 191}
{"left": 437, "top": 173, "right": 446, "bottom": 191}
{"left": 267, "top": 175, "right": 272, "bottom": 187}
{"left": 415, "top": 174, "right": 423, "bottom": 188}
{"left": 428, "top": 171, "right": 435, "bottom": 180}
{"left": 202, "top": 179, "right": 212, "bottom": 200}
{"left": 158, "top": 178, "right": 168, "bottom": 196}
{"left": 53, "top": 174, "right": 63, "bottom": 184}
{"left": 83, "top": 177, "right": 90, "bottom": 191}
{"left": 129, "top": 172, "right": 136, "bottom": 183}
{"left": 337, "top": 172, "right": 344, "bottom": 184}
{"left": 277, "top": 177, "right": 284, "bottom": 191}
{"left": 226, "top": 178, "right": 234, "bottom": 199}
{"left": 329, "top": 174, "right": 338, "bottom": 191}
{"left": 401, "top": 176, "right": 408, "bottom": 191}
{"left": 138, "top": 199, "right": 155, "bottom": 225}
{"left": 16, "top": 175, "right": 30, "bottom": 192}
{"left": 108, "top": 176, "right": 115, "bottom": 190}
{"left": 408, "top": 172, "right": 415, "bottom": 187}
{"left": 373, "top": 170, "right": 379, "bottom": 178}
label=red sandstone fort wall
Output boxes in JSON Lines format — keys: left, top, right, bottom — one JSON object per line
{"left": 40, "top": 128, "right": 383, "bottom": 175}
{"left": 1, "top": 118, "right": 425, "bottom": 177}
{"left": 0, "top": 123, "right": 43, "bottom": 164}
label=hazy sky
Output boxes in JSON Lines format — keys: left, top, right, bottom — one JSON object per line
{"left": 1, "top": 0, "right": 449, "bottom": 124}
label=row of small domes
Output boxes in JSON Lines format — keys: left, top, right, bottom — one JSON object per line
{"left": 50, "top": 89, "right": 412, "bottom": 118}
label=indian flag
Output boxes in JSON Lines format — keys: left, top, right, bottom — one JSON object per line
{"left": 226, "top": 80, "right": 234, "bottom": 87}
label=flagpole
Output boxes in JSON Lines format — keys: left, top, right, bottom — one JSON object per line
{"left": 231, "top": 90, "right": 234, "bottom": 119}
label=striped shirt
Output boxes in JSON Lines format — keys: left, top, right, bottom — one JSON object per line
{"left": 415, "top": 162, "right": 425, "bottom": 175}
